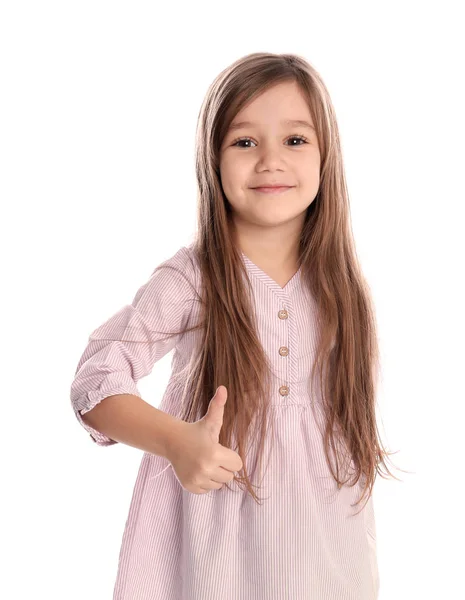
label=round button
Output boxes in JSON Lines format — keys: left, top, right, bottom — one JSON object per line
{"left": 279, "top": 346, "right": 289, "bottom": 356}
{"left": 279, "top": 385, "right": 289, "bottom": 396}
{"left": 278, "top": 309, "right": 288, "bottom": 319}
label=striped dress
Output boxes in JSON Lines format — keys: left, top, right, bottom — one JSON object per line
{"left": 70, "top": 243, "right": 380, "bottom": 600}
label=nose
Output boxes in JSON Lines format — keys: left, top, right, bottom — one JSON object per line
{"left": 255, "top": 144, "right": 286, "bottom": 171}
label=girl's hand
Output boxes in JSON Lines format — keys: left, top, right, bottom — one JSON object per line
{"left": 167, "top": 386, "right": 243, "bottom": 494}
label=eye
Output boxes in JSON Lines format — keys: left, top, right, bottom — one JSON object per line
{"left": 231, "top": 134, "right": 309, "bottom": 148}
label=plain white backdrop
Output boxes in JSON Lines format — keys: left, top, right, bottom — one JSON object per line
{"left": 1, "top": 1, "right": 464, "bottom": 598}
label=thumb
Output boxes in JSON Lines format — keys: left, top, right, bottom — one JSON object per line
{"left": 204, "top": 386, "right": 227, "bottom": 435}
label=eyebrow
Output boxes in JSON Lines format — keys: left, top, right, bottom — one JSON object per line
{"left": 228, "top": 119, "right": 316, "bottom": 132}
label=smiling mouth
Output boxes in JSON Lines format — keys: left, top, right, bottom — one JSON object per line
{"left": 251, "top": 186, "right": 294, "bottom": 194}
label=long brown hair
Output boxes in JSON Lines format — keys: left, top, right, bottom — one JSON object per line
{"left": 100, "top": 52, "right": 407, "bottom": 513}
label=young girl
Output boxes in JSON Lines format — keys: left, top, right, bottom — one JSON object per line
{"left": 71, "top": 52, "right": 402, "bottom": 600}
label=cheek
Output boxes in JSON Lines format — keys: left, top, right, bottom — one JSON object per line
{"left": 221, "top": 165, "right": 245, "bottom": 193}
{"left": 219, "top": 170, "right": 239, "bottom": 202}
{"left": 219, "top": 158, "right": 232, "bottom": 183}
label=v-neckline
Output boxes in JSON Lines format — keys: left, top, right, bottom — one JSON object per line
{"left": 240, "top": 251, "right": 302, "bottom": 294}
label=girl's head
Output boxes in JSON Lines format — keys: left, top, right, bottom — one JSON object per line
{"left": 194, "top": 52, "right": 343, "bottom": 257}
{"left": 218, "top": 79, "right": 321, "bottom": 244}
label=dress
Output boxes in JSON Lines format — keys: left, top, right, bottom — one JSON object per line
{"left": 70, "top": 244, "right": 380, "bottom": 600}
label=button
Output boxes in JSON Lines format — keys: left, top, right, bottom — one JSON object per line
{"left": 278, "top": 309, "right": 288, "bottom": 319}
{"left": 279, "top": 346, "right": 289, "bottom": 356}
{"left": 279, "top": 385, "right": 289, "bottom": 396}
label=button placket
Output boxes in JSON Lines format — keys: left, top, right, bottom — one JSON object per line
{"left": 278, "top": 307, "right": 290, "bottom": 397}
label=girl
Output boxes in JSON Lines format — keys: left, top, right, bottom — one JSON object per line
{"left": 71, "top": 52, "right": 403, "bottom": 600}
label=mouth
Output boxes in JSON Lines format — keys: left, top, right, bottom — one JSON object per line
{"left": 251, "top": 186, "right": 294, "bottom": 194}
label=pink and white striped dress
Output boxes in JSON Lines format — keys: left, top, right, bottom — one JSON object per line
{"left": 70, "top": 243, "right": 380, "bottom": 600}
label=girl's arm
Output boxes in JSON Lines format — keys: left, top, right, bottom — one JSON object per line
{"left": 81, "top": 393, "right": 185, "bottom": 458}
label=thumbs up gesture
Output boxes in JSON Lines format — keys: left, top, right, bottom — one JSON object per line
{"left": 166, "top": 386, "right": 244, "bottom": 495}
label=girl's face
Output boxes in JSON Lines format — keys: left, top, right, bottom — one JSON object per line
{"left": 219, "top": 80, "right": 321, "bottom": 234}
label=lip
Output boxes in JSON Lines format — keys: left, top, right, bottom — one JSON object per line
{"left": 251, "top": 186, "right": 294, "bottom": 194}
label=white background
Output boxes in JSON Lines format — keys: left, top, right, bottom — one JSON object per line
{"left": 1, "top": 1, "right": 464, "bottom": 598}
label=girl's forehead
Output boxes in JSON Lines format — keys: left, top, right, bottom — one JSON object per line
{"left": 227, "top": 87, "right": 313, "bottom": 130}
{"left": 227, "top": 118, "right": 316, "bottom": 134}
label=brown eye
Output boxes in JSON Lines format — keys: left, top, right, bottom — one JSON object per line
{"left": 286, "top": 135, "right": 308, "bottom": 146}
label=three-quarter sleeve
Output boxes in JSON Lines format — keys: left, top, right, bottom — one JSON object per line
{"left": 70, "top": 247, "right": 197, "bottom": 446}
